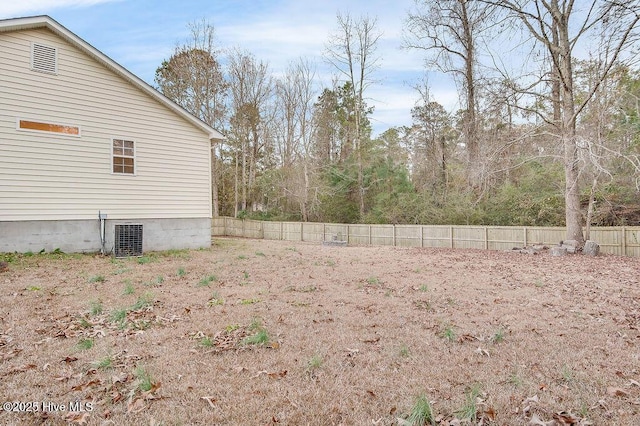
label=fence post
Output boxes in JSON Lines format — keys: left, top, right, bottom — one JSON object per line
{"left": 280, "top": 221, "right": 283, "bottom": 241}
{"left": 450, "top": 226, "right": 454, "bottom": 248}
{"left": 301, "top": 222, "right": 304, "bottom": 242}
{"left": 393, "top": 224, "right": 396, "bottom": 247}
{"left": 622, "top": 226, "right": 627, "bottom": 256}
{"left": 523, "top": 227, "right": 528, "bottom": 247}
{"left": 420, "top": 226, "right": 424, "bottom": 248}
{"left": 347, "top": 224, "right": 350, "bottom": 244}
{"left": 242, "top": 219, "right": 246, "bottom": 238}
{"left": 368, "top": 225, "right": 372, "bottom": 245}
{"left": 323, "top": 223, "right": 326, "bottom": 242}
{"left": 484, "top": 227, "right": 489, "bottom": 250}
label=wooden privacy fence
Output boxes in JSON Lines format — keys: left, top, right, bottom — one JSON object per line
{"left": 212, "top": 217, "right": 640, "bottom": 257}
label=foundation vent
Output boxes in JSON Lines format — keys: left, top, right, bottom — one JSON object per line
{"left": 114, "top": 224, "right": 143, "bottom": 257}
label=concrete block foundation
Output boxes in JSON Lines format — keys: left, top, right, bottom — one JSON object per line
{"left": 0, "top": 218, "right": 211, "bottom": 254}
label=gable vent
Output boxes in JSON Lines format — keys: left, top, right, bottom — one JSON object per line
{"left": 31, "top": 43, "right": 58, "bottom": 74}
{"left": 114, "top": 224, "right": 143, "bottom": 257}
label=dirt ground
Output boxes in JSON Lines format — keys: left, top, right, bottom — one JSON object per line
{"left": 0, "top": 237, "right": 639, "bottom": 425}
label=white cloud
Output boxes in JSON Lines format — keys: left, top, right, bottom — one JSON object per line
{"left": 0, "top": 0, "right": 119, "bottom": 18}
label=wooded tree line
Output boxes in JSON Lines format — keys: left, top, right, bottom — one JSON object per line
{"left": 155, "top": 0, "right": 640, "bottom": 245}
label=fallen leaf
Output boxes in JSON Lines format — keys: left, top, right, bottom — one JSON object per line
{"left": 458, "top": 334, "right": 477, "bottom": 342}
{"left": 127, "top": 397, "right": 145, "bottom": 413}
{"left": 363, "top": 337, "right": 380, "bottom": 343}
{"left": 63, "top": 412, "right": 90, "bottom": 425}
{"left": 71, "top": 379, "right": 101, "bottom": 391}
{"left": 366, "top": 390, "right": 376, "bottom": 398}
{"left": 607, "top": 386, "right": 629, "bottom": 397}
{"left": 552, "top": 411, "right": 580, "bottom": 425}
{"left": 63, "top": 356, "right": 78, "bottom": 363}
{"left": 483, "top": 406, "right": 496, "bottom": 420}
{"left": 268, "top": 370, "right": 287, "bottom": 379}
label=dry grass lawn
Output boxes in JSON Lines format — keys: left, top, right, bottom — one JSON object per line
{"left": 1, "top": 237, "right": 639, "bottom": 425}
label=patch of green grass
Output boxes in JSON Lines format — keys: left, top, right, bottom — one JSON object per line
{"left": 162, "top": 248, "right": 191, "bottom": 259}
{"left": 76, "top": 338, "right": 94, "bottom": 350}
{"left": 399, "top": 344, "right": 410, "bottom": 358}
{"left": 122, "top": 282, "right": 135, "bottom": 295}
{"left": 137, "top": 256, "right": 154, "bottom": 264}
{"left": 198, "top": 274, "right": 217, "bottom": 287}
{"left": 561, "top": 365, "right": 574, "bottom": 383}
{"left": 491, "top": 328, "right": 505, "bottom": 343}
{"left": 240, "top": 298, "right": 261, "bottom": 305}
{"left": 177, "top": 267, "right": 186, "bottom": 277}
{"left": 79, "top": 318, "right": 92, "bottom": 328}
{"left": 94, "top": 354, "right": 114, "bottom": 370}
{"left": 134, "top": 366, "right": 154, "bottom": 392}
{"left": 88, "top": 275, "right": 105, "bottom": 283}
{"left": 207, "top": 291, "right": 224, "bottom": 306}
{"left": 255, "top": 251, "right": 266, "bottom": 257}
{"left": 155, "top": 276, "right": 164, "bottom": 284}
{"left": 405, "top": 393, "right": 436, "bottom": 426}
{"left": 225, "top": 324, "right": 240, "bottom": 332}
{"left": 26, "top": 285, "right": 42, "bottom": 291}
{"left": 419, "top": 284, "right": 429, "bottom": 292}
{"left": 242, "top": 328, "right": 269, "bottom": 345}
{"left": 110, "top": 308, "right": 127, "bottom": 324}
{"left": 243, "top": 271, "right": 249, "bottom": 280}
{"left": 366, "top": 276, "right": 381, "bottom": 286}
{"left": 307, "top": 354, "right": 323, "bottom": 371}
{"left": 131, "top": 292, "right": 153, "bottom": 310}
{"left": 456, "top": 384, "right": 481, "bottom": 422}
{"left": 113, "top": 267, "right": 130, "bottom": 275}
{"left": 534, "top": 279, "right": 545, "bottom": 288}
{"left": 299, "top": 285, "right": 317, "bottom": 293}
{"left": 440, "top": 324, "right": 456, "bottom": 342}
{"left": 237, "top": 255, "right": 248, "bottom": 260}
{"left": 89, "top": 300, "right": 103, "bottom": 316}
{"left": 200, "top": 336, "right": 214, "bottom": 348}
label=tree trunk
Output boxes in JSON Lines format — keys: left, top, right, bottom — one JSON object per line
{"left": 557, "top": 16, "right": 585, "bottom": 247}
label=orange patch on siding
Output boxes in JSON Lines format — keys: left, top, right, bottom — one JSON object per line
{"left": 19, "top": 120, "right": 80, "bottom": 135}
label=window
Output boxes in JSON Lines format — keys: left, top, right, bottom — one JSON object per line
{"left": 18, "top": 119, "right": 80, "bottom": 136}
{"left": 31, "top": 43, "right": 58, "bottom": 74}
{"left": 112, "top": 139, "right": 135, "bottom": 174}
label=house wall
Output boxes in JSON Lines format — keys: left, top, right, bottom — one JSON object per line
{"left": 0, "top": 218, "right": 211, "bottom": 254}
{"left": 0, "top": 28, "right": 212, "bottom": 222}
{"left": 0, "top": 26, "right": 213, "bottom": 252}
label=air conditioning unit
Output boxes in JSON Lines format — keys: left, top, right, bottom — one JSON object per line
{"left": 114, "top": 224, "right": 143, "bottom": 257}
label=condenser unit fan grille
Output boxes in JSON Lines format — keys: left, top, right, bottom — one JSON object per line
{"left": 114, "top": 224, "right": 143, "bottom": 257}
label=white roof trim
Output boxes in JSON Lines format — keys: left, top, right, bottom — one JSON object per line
{"left": 0, "top": 15, "right": 226, "bottom": 141}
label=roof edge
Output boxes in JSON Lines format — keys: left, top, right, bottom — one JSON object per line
{"left": 0, "top": 15, "right": 226, "bottom": 141}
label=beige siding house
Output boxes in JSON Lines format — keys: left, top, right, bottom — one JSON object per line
{"left": 0, "top": 16, "right": 224, "bottom": 254}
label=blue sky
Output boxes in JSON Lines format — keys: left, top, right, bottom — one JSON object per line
{"left": 0, "top": 0, "right": 459, "bottom": 136}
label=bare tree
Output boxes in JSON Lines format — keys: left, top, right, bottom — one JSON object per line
{"left": 482, "top": 0, "right": 640, "bottom": 246}
{"left": 227, "top": 49, "right": 273, "bottom": 216}
{"left": 155, "top": 20, "right": 227, "bottom": 215}
{"left": 405, "top": 0, "right": 494, "bottom": 186}
{"left": 274, "top": 59, "right": 319, "bottom": 220}
{"left": 325, "top": 12, "right": 381, "bottom": 219}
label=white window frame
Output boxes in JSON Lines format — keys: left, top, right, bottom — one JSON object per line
{"left": 111, "top": 138, "right": 136, "bottom": 176}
